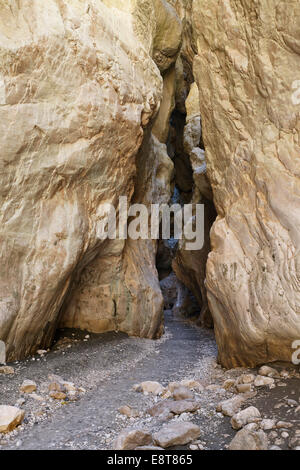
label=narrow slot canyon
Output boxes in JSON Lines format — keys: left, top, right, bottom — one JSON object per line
{"left": 0, "top": 0, "right": 299, "bottom": 453}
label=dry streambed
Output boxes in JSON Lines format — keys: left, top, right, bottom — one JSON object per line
{"left": 0, "top": 313, "right": 299, "bottom": 450}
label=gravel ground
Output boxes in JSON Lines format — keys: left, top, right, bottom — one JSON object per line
{"left": 0, "top": 310, "right": 299, "bottom": 450}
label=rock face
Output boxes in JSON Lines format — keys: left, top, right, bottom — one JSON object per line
{"left": 0, "top": 0, "right": 179, "bottom": 360}
{"left": 192, "top": 0, "right": 300, "bottom": 366}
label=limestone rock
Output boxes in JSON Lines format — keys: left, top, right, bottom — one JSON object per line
{"left": 134, "top": 381, "right": 165, "bottom": 396}
{"left": 258, "top": 366, "right": 279, "bottom": 378}
{"left": 236, "top": 384, "right": 252, "bottom": 394}
{"left": 113, "top": 429, "right": 152, "bottom": 450}
{"left": 193, "top": 0, "right": 300, "bottom": 367}
{"left": 20, "top": 380, "right": 37, "bottom": 394}
{"left": 0, "top": 406, "right": 25, "bottom": 434}
{"left": 217, "top": 395, "right": 249, "bottom": 417}
{"left": 254, "top": 376, "right": 274, "bottom": 387}
{"left": 228, "top": 429, "right": 268, "bottom": 451}
{"left": 49, "top": 391, "right": 67, "bottom": 400}
{"left": 0, "top": 366, "right": 14, "bottom": 375}
{"left": 172, "top": 386, "right": 194, "bottom": 401}
{"left": 153, "top": 422, "right": 200, "bottom": 448}
{"left": 231, "top": 407, "right": 261, "bottom": 430}
{"left": 0, "top": 0, "right": 177, "bottom": 360}
{"left": 119, "top": 406, "right": 139, "bottom": 418}
{"left": 260, "top": 419, "right": 276, "bottom": 431}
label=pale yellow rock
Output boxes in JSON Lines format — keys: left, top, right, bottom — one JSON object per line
{"left": 0, "top": 406, "right": 25, "bottom": 434}
{"left": 153, "top": 422, "right": 200, "bottom": 448}
{"left": 192, "top": 0, "right": 300, "bottom": 367}
{"left": 20, "top": 380, "right": 37, "bottom": 394}
{"left": 113, "top": 429, "right": 153, "bottom": 450}
{"left": 0, "top": 0, "right": 177, "bottom": 360}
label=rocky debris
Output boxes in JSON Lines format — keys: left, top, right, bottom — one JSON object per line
{"left": 228, "top": 429, "right": 268, "bottom": 451}
{"left": 0, "top": 0, "right": 173, "bottom": 363}
{"left": 148, "top": 399, "right": 201, "bottom": 417}
{"left": 254, "top": 376, "right": 275, "bottom": 387}
{"left": 20, "top": 380, "right": 37, "bottom": 394}
{"left": 37, "top": 350, "right": 47, "bottom": 356}
{"left": 153, "top": 422, "right": 200, "bottom": 448}
{"left": 49, "top": 391, "right": 67, "bottom": 400}
{"left": 276, "top": 421, "right": 293, "bottom": 429}
{"left": 119, "top": 406, "right": 139, "bottom": 419}
{"left": 238, "top": 374, "right": 255, "bottom": 384}
{"left": 48, "top": 382, "right": 63, "bottom": 393}
{"left": 258, "top": 366, "right": 279, "bottom": 378}
{"left": 230, "top": 407, "right": 261, "bottom": 430}
{"left": 172, "top": 386, "right": 194, "bottom": 401}
{"left": 113, "top": 429, "right": 153, "bottom": 450}
{"left": 29, "top": 393, "right": 44, "bottom": 403}
{"left": 217, "top": 395, "right": 250, "bottom": 417}
{"left": 260, "top": 419, "right": 276, "bottom": 431}
{"left": 236, "top": 384, "right": 252, "bottom": 394}
{"left": 0, "top": 366, "right": 14, "bottom": 375}
{"left": 0, "top": 406, "right": 25, "bottom": 433}
{"left": 134, "top": 381, "right": 165, "bottom": 396}
{"left": 223, "top": 379, "right": 235, "bottom": 390}
{"left": 180, "top": 379, "right": 204, "bottom": 391}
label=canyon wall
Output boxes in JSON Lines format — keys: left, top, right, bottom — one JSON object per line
{"left": 192, "top": 0, "right": 300, "bottom": 367}
{"left": 0, "top": 0, "right": 179, "bottom": 361}
{"left": 1, "top": 0, "right": 299, "bottom": 369}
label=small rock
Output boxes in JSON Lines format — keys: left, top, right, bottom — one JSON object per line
{"left": 231, "top": 406, "right": 261, "bottom": 430}
{"left": 254, "top": 375, "right": 274, "bottom": 387}
{"left": 119, "top": 405, "right": 139, "bottom": 418}
{"left": 0, "top": 406, "right": 25, "bottom": 433}
{"left": 286, "top": 399, "right": 298, "bottom": 407}
{"left": 0, "top": 366, "right": 14, "bottom": 375}
{"left": 228, "top": 429, "right": 268, "bottom": 450}
{"left": 276, "top": 421, "right": 293, "bottom": 429}
{"left": 260, "top": 419, "right": 276, "bottom": 430}
{"left": 180, "top": 379, "right": 204, "bottom": 391}
{"left": 153, "top": 422, "right": 200, "bottom": 448}
{"left": 244, "top": 423, "right": 259, "bottom": 431}
{"left": 29, "top": 393, "right": 44, "bottom": 402}
{"left": 20, "top": 380, "right": 37, "bottom": 393}
{"left": 239, "top": 374, "right": 256, "bottom": 384}
{"left": 49, "top": 391, "right": 67, "bottom": 400}
{"left": 113, "top": 429, "right": 152, "bottom": 450}
{"left": 172, "top": 386, "right": 194, "bottom": 401}
{"left": 281, "top": 432, "right": 289, "bottom": 439}
{"left": 189, "top": 444, "right": 198, "bottom": 450}
{"left": 48, "top": 381, "right": 63, "bottom": 392}
{"left": 37, "top": 350, "right": 47, "bottom": 356}
{"left": 269, "top": 445, "right": 282, "bottom": 450}
{"left": 217, "top": 395, "right": 249, "bottom": 417}
{"left": 236, "top": 384, "right": 252, "bottom": 394}
{"left": 133, "top": 381, "right": 164, "bottom": 395}
{"left": 223, "top": 379, "right": 235, "bottom": 390}
{"left": 258, "top": 366, "right": 279, "bottom": 378}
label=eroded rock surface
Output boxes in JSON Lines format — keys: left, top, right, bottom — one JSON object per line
{"left": 0, "top": 0, "right": 179, "bottom": 360}
{"left": 192, "top": 0, "right": 300, "bottom": 366}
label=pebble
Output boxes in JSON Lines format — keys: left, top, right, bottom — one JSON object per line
{"left": 20, "top": 380, "right": 37, "bottom": 393}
